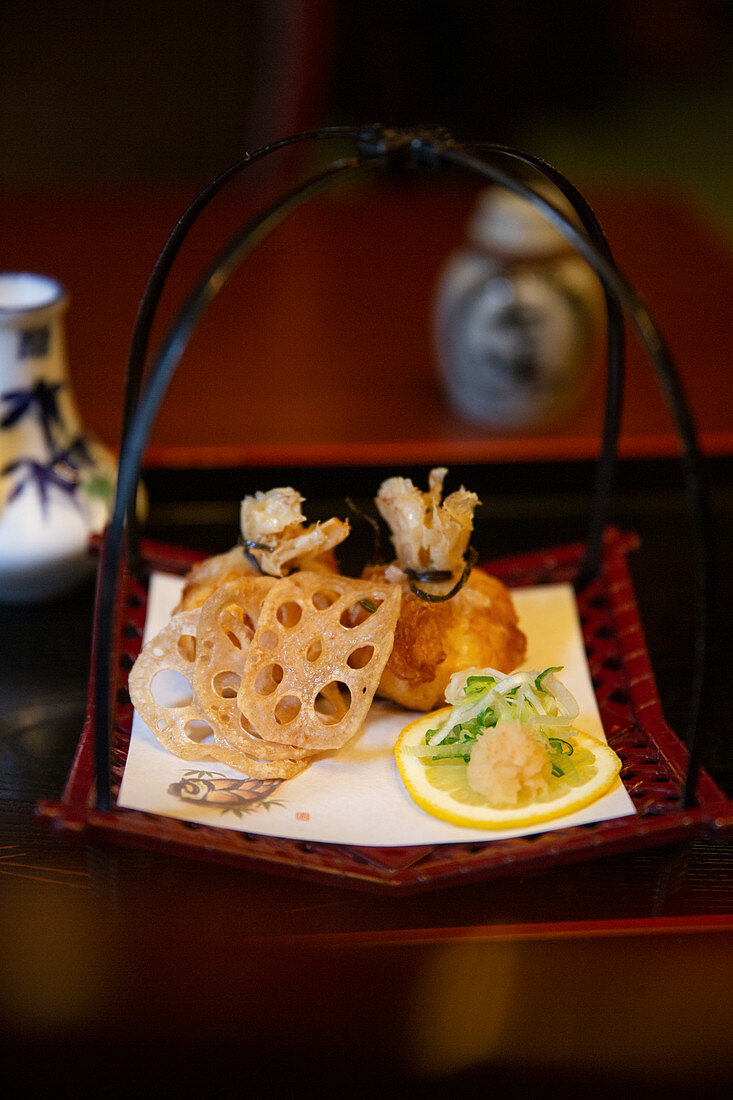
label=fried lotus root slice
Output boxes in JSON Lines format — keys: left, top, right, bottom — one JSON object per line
{"left": 128, "top": 609, "right": 219, "bottom": 761}
{"left": 206, "top": 730, "right": 311, "bottom": 780}
{"left": 240, "top": 571, "right": 402, "bottom": 750}
{"left": 192, "top": 577, "right": 313, "bottom": 763}
{"left": 129, "top": 608, "right": 308, "bottom": 780}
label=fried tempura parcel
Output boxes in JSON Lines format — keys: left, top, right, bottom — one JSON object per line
{"left": 365, "top": 468, "right": 527, "bottom": 711}
{"left": 174, "top": 545, "right": 260, "bottom": 613}
{"left": 175, "top": 486, "right": 349, "bottom": 612}
{"left": 239, "top": 486, "right": 349, "bottom": 577}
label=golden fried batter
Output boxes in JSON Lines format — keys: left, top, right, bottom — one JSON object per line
{"left": 174, "top": 545, "right": 260, "bottom": 612}
{"left": 363, "top": 564, "right": 527, "bottom": 711}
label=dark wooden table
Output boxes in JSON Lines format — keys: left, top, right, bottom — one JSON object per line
{"left": 1, "top": 177, "right": 732, "bottom": 1093}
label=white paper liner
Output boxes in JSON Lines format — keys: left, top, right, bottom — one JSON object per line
{"left": 117, "top": 571, "right": 636, "bottom": 845}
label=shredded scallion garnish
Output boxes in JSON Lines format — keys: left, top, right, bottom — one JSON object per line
{"left": 417, "top": 666, "right": 581, "bottom": 770}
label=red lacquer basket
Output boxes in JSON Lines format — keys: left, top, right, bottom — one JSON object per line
{"left": 37, "top": 126, "right": 732, "bottom": 892}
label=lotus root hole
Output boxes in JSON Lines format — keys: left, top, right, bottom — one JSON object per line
{"left": 151, "top": 669, "right": 193, "bottom": 708}
{"left": 276, "top": 600, "right": 302, "bottom": 627}
{"left": 274, "top": 694, "right": 301, "bottom": 726}
{"left": 258, "top": 629, "right": 278, "bottom": 651}
{"left": 340, "top": 599, "right": 383, "bottom": 628}
{"left": 212, "top": 670, "right": 241, "bottom": 698}
{"left": 239, "top": 711, "right": 259, "bottom": 736}
{"left": 255, "top": 663, "right": 284, "bottom": 696}
{"left": 183, "top": 720, "right": 215, "bottom": 745}
{"left": 177, "top": 634, "right": 197, "bottom": 662}
{"left": 306, "top": 638, "right": 323, "bottom": 662}
{"left": 312, "top": 587, "right": 341, "bottom": 610}
{"left": 314, "top": 682, "right": 351, "bottom": 725}
{"left": 347, "top": 644, "right": 374, "bottom": 670}
{"left": 221, "top": 608, "right": 254, "bottom": 649}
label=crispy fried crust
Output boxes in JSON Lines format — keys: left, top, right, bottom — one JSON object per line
{"left": 175, "top": 542, "right": 344, "bottom": 614}
{"left": 364, "top": 564, "right": 527, "bottom": 711}
{"left": 174, "top": 546, "right": 260, "bottom": 612}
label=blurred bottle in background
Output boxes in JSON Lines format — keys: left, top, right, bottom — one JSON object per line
{"left": 433, "top": 181, "right": 606, "bottom": 431}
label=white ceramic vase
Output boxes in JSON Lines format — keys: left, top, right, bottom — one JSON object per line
{"left": 0, "top": 272, "right": 117, "bottom": 602}
{"left": 433, "top": 183, "right": 606, "bottom": 430}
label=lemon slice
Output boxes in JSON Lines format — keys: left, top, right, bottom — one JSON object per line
{"left": 395, "top": 707, "right": 623, "bottom": 831}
